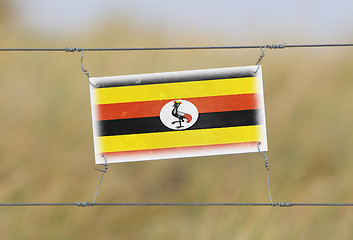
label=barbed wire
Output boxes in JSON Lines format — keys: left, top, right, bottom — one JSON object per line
{"left": 0, "top": 43, "right": 352, "bottom": 52}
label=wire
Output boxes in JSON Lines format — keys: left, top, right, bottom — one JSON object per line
{"left": 92, "top": 155, "right": 108, "bottom": 205}
{"left": 93, "top": 203, "right": 353, "bottom": 207}
{"left": 1, "top": 42, "right": 352, "bottom": 208}
{"left": 0, "top": 202, "right": 353, "bottom": 207}
{"left": 0, "top": 203, "right": 78, "bottom": 206}
{"left": 0, "top": 43, "right": 353, "bottom": 52}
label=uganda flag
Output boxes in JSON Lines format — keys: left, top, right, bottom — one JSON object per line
{"left": 90, "top": 66, "right": 268, "bottom": 164}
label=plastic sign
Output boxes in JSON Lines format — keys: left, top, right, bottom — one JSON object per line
{"left": 90, "top": 66, "right": 268, "bottom": 164}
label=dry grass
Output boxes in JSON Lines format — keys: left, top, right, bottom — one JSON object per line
{"left": 1, "top": 16, "right": 353, "bottom": 240}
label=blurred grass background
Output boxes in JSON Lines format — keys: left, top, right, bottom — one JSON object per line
{"left": 1, "top": 1, "right": 353, "bottom": 239}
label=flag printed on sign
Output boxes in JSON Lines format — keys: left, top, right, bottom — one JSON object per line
{"left": 90, "top": 66, "right": 268, "bottom": 164}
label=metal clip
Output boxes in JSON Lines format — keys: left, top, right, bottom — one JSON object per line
{"left": 65, "top": 47, "right": 82, "bottom": 52}
{"left": 276, "top": 202, "right": 294, "bottom": 207}
{"left": 76, "top": 202, "right": 92, "bottom": 207}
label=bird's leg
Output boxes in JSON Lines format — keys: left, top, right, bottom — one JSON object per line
{"left": 172, "top": 118, "right": 185, "bottom": 128}
{"left": 176, "top": 119, "right": 185, "bottom": 128}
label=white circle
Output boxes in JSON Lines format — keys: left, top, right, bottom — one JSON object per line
{"left": 160, "top": 100, "right": 199, "bottom": 130}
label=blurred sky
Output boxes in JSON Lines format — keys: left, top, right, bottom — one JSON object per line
{"left": 9, "top": 0, "right": 353, "bottom": 43}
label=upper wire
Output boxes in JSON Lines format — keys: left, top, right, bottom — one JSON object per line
{"left": 1, "top": 43, "right": 353, "bottom": 52}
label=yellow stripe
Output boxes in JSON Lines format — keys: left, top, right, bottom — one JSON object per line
{"left": 95, "top": 77, "right": 257, "bottom": 105}
{"left": 98, "top": 125, "right": 261, "bottom": 153}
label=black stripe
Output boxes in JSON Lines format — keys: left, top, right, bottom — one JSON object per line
{"left": 97, "top": 109, "right": 259, "bottom": 137}
{"left": 93, "top": 68, "right": 255, "bottom": 88}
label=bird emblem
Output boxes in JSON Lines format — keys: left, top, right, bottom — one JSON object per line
{"left": 171, "top": 100, "right": 192, "bottom": 128}
{"left": 160, "top": 99, "right": 199, "bottom": 130}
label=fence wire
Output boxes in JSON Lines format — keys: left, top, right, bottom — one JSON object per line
{"left": 0, "top": 43, "right": 352, "bottom": 52}
{"left": 1, "top": 202, "right": 353, "bottom": 207}
{"left": 1, "top": 42, "right": 353, "bottom": 207}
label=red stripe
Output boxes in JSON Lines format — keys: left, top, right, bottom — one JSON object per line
{"left": 101, "top": 142, "right": 258, "bottom": 159}
{"left": 96, "top": 93, "right": 259, "bottom": 121}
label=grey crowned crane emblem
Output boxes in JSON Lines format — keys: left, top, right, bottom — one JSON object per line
{"left": 160, "top": 100, "right": 199, "bottom": 130}
{"left": 171, "top": 100, "right": 192, "bottom": 128}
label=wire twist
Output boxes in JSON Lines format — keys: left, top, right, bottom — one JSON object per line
{"left": 253, "top": 46, "right": 266, "bottom": 74}
{"left": 66, "top": 47, "right": 98, "bottom": 87}
{"left": 257, "top": 142, "right": 274, "bottom": 205}
{"left": 92, "top": 154, "right": 109, "bottom": 206}
{"left": 266, "top": 44, "right": 286, "bottom": 49}
{"left": 76, "top": 202, "right": 92, "bottom": 207}
{"left": 253, "top": 44, "right": 285, "bottom": 74}
{"left": 80, "top": 49, "right": 98, "bottom": 87}
{"left": 65, "top": 47, "right": 82, "bottom": 53}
